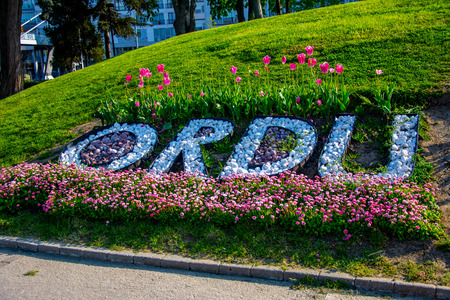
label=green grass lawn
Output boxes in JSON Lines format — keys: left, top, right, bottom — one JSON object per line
{"left": 0, "top": 0, "right": 448, "bottom": 167}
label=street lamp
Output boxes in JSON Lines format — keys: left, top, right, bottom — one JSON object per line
{"left": 105, "top": 0, "right": 116, "bottom": 57}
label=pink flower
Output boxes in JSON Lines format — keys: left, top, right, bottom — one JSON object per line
{"left": 296, "top": 97, "right": 301, "bottom": 103}
{"left": 282, "top": 56, "right": 287, "bottom": 64}
{"left": 290, "top": 63, "right": 296, "bottom": 71}
{"left": 315, "top": 254, "right": 320, "bottom": 258}
{"left": 317, "top": 100, "right": 322, "bottom": 105}
{"left": 163, "top": 72, "right": 169, "bottom": 78}
{"left": 343, "top": 229, "right": 348, "bottom": 234}
{"left": 236, "top": 77, "right": 242, "bottom": 83}
{"left": 168, "top": 92, "right": 173, "bottom": 97}
{"left": 188, "top": 94, "right": 192, "bottom": 99}
{"left": 138, "top": 80, "right": 144, "bottom": 88}
{"left": 305, "top": 46, "right": 314, "bottom": 56}
{"left": 316, "top": 79, "right": 322, "bottom": 85}
{"left": 265, "top": 66, "right": 269, "bottom": 72}
{"left": 319, "top": 62, "right": 329, "bottom": 73}
{"left": 259, "top": 91, "right": 264, "bottom": 96}
{"left": 336, "top": 64, "right": 343, "bottom": 73}
{"left": 157, "top": 64, "right": 164, "bottom": 73}
{"left": 255, "top": 70, "right": 260, "bottom": 76}
{"left": 329, "top": 68, "right": 335, "bottom": 73}
{"left": 230, "top": 66, "right": 237, "bottom": 74}
{"left": 125, "top": 75, "right": 132, "bottom": 82}
{"left": 308, "top": 58, "right": 317, "bottom": 67}
{"left": 298, "top": 53, "right": 306, "bottom": 64}
{"left": 416, "top": 226, "right": 420, "bottom": 230}
{"left": 135, "top": 102, "right": 140, "bottom": 107}
{"left": 376, "top": 69, "right": 383, "bottom": 75}
{"left": 200, "top": 92, "right": 205, "bottom": 97}
{"left": 263, "top": 55, "right": 271, "bottom": 65}
{"left": 163, "top": 77, "right": 171, "bottom": 86}
{"left": 157, "top": 85, "right": 163, "bottom": 90}
{"left": 139, "top": 68, "right": 151, "bottom": 78}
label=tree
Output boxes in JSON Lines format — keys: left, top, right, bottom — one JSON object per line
{"left": 208, "top": 0, "right": 245, "bottom": 23}
{"left": 172, "top": 0, "right": 196, "bottom": 36}
{"left": 93, "top": 0, "right": 158, "bottom": 59}
{"left": 38, "top": 0, "right": 104, "bottom": 70}
{"left": 0, "top": 0, "right": 24, "bottom": 99}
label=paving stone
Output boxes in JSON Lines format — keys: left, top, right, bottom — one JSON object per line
{"left": 436, "top": 285, "right": 450, "bottom": 299}
{"left": 219, "top": 263, "right": 251, "bottom": 277}
{"left": 107, "top": 251, "right": 135, "bottom": 264}
{"left": 318, "top": 270, "right": 356, "bottom": 287}
{"left": 17, "top": 240, "right": 39, "bottom": 252}
{"left": 355, "top": 277, "right": 394, "bottom": 293}
{"left": 160, "top": 255, "right": 192, "bottom": 270}
{"left": 251, "top": 266, "right": 284, "bottom": 281}
{"left": 0, "top": 236, "right": 19, "bottom": 249}
{"left": 59, "top": 245, "right": 85, "bottom": 258}
{"left": 134, "top": 252, "right": 164, "bottom": 267}
{"left": 283, "top": 268, "right": 320, "bottom": 281}
{"left": 189, "top": 259, "right": 220, "bottom": 274}
{"left": 38, "top": 242, "right": 61, "bottom": 255}
{"left": 83, "top": 248, "right": 110, "bottom": 261}
{"left": 393, "top": 280, "right": 436, "bottom": 298}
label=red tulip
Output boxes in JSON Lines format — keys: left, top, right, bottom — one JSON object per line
{"left": 308, "top": 58, "right": 317, "bottom": 67}
{"left": 157, "top": 64, "right": 164, "bottom": 73}
{"left": 298, "top": 53, "right": 306, "bottom": 64}
{"left": 319, "top": 62, "right": 329, "bottom": 73}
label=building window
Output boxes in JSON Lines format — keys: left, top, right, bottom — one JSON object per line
{"left": 166, "top": 1, "right": 173, "bottom": 8}
{"left": 168, "top": 12, "right": 175, "bottom": 24}
{"left": 154, "top": 27, "right": 175, "bottom": 42}
{"left": 152, "top": 13, "right": 165, "bottom": 25}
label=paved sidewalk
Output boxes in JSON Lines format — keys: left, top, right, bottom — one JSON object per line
{"left": 0, "top": 248, "right": 412, "bottom": 300}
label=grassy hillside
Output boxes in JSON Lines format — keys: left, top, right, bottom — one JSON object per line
{"left": 0, "top": 0, "right": 448, "bottom": 166}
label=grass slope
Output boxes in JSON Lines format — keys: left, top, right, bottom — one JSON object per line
{"left": 0, "top": 0, "right": 448, "bottom": 166}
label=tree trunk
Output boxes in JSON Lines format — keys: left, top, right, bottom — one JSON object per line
{"left": 104, "top": 31, "right": 111, "bottom": 59}
{"left": 235, "top": 0, "right": 245, "bottom": 22}
{"left": 248, "top": 0, "right": 254, "bottom": 20}
{"left": 0, "top": 0, "right": 24, "bottom": 99}
{"left": 275, "top": 0, "right": 282, "bottom": 15}
{"left": 285, "top": 0, "right": 290, "bottom": 14}
{"left": 187, "top": 0, "right": 196, "bottom": 33}
{"left": 172, "top": 0, "right": 186, "bottom": 35}
{"left": 252, "top": 0, "right": 264, "bottom": 19}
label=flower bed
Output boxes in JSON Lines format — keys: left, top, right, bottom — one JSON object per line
{"left": 0, "top": 163, "right": 442, "bottom": 239}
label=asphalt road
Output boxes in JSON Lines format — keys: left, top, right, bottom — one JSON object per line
{"left": 0, "top": 248, "right": 421, "bottom": 300}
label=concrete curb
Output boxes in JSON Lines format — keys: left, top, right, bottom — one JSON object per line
{"left": 1, "top": 236, "right": 449, "bottom": 299}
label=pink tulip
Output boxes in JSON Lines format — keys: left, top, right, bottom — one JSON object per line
{"left": 282, "top": 56, "right": 287, "bottom": 64}
{"left": 296, "top": 97, "right": 301, "bottom": 103}
{"left": 305, "top": 46, "right": 314, "bottom": 56}
{"left": 265, "top": 66, "right": 269, "bottom": 72}
{"left": 336, "top": 64, "right": 343, "bottom": 73}
{"left": 163, "top": 72, "right": 169, "bottom": 78}
{"left": 290, "top": 63, "right": 296, "bottom": 71}
{"left": 329, "top": 68, "right": 335, "bottom": 73}
{"left": 259, "top": 91, "right": 264, "bottom": 96}
{"left": 316, "top": 79, "right": 322, "bottom": 85}
{"left": 230, "top": 66, "right": 237, "bottom": 74}
{"left": 319, "top": 62, "right": 329, "bottom": 73}
{"left": 157, "top": 85, "right": 163, "bottom": 90}
{"left": 236, "top": 77, "right": 242, "bottom": 83}
{"left": 297, "top": 53, "right": 306, "bottom": 64}
{"left": 163, "top": 77, "right": 171, "bottom": 85}
{"left": 317, "top": 100, "right": 322, "bottom": 105}
{"left": 376, "top": 69, "right": 383, "bottom": 75}
{"left": 157, "top": 64, "right": 164, "bottom": 73}
{"left": 308, "top": 58, "right": 317, "bottom": 67}
{"left": 140, "top": 68, "right": 151, "bottom": 78}
{"left": 125, "top": 75, "right": 132, "bottom": 82}
{"left": 200, "top": 92, "right": 205, "bottom": 96}
{"left": 188, "top": 94, "right": 192, "bottom": 99}
{"left": 168, "top": 92, "right": 173, "bottom": 97}
{"left": 263, "top": 55, "right": 271, "bottom": 65}
{"left": 135, "top": 102, "right": 140, "bottom": 107}
{"left": 255, "top": 70, "right": 260, "bottom": 76}
{"left": 138, "top": 80, "right": 144, "bottom": 88}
